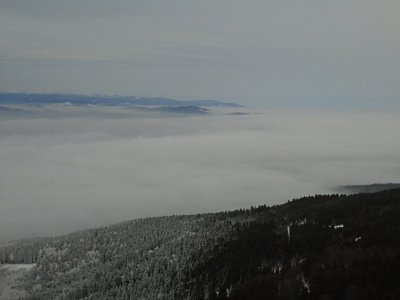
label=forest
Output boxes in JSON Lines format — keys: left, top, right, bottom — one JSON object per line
{"left": 1, "top": 188, "right": 400, "bottom": 299}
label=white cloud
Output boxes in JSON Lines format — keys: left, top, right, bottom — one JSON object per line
{"left": 1, "top": 108, "right": 400, "bottom": 242}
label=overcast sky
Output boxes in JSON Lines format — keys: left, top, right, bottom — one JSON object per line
{"left": 1, "top": 1, "right": 399, "bottom": 108}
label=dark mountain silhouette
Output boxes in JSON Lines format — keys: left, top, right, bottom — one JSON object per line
{"left": 0, "top": 92, "right": 242, "bottom": 107}
{"left": 148, "top": 105, "right": 210, "bottom": 114}
{"left": 337, "top": 183, "right": 400, "bottom": 194}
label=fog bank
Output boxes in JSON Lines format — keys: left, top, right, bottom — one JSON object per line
{"left": 1, "top": 108, "right": 400, "bottom": 243}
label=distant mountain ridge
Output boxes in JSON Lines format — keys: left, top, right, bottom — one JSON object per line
{"left": 337, "top": 183, "right": 400, "bottom": 194}
{"left": 0, "top": 92, "right": 242, "bottom": 107}
{"left": 147, "top": 105, "right": 210, "bottom": 114}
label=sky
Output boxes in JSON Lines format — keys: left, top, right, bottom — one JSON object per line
{"left": 1, "top": 0, "right": 399, "bottom": 108}
{"left": 1, "top": 107, "right": 400, "bottom": 243}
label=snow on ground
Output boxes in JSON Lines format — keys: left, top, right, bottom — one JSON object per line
{"left": 0, "top": 264, "right": 35, "bottom": 271}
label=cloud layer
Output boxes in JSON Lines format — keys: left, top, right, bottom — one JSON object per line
{"left": 1, "top": 108, "right": 400, "bottom": 243}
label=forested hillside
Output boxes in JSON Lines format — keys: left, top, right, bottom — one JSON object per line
{"left": 1, "top": 189, "right": 400, "bottom": 299}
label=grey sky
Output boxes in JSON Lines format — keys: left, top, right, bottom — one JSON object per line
{"left": 1, "top": 1, "right": 400, "bottom": 107}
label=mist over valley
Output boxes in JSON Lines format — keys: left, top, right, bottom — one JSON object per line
{"left": 1, "top": 104, "right": 400, "bottom": 244}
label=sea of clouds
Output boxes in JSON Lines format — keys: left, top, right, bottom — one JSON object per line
{"left": 1, "top": 106, "right": 400, "bottom": 243}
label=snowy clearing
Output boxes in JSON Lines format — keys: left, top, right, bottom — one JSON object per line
{"left": 0, "top": 264, "right": 35, "bottom": 271}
